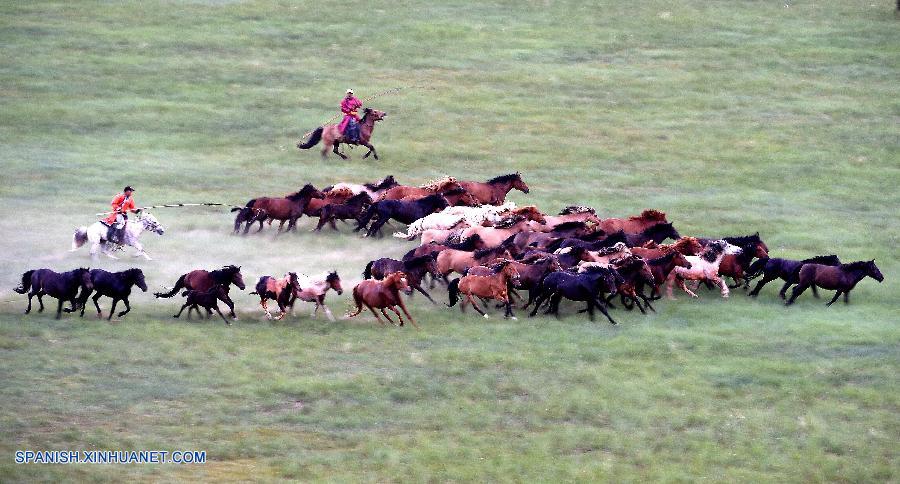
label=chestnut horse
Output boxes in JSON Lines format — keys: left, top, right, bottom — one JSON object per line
{"left": 541, "top": 206, "right": 602, "bottom": 228}
{"left": 458, "top": 173, "right": 530, "bottom": 205}
{"left": 447, "top": 260, "right": 521, "bottom": 319}
{"left": 297, "top": 108, "right": 387, "bottom": 160}
{"left": 379, "top": 177, "right": 463, "bottom": 201}
{"left": 347, "top": 272, "right": 417, "bottom": 328}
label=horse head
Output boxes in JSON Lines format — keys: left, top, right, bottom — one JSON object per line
{"left": 129, "top": 268, "right": 148, "bottom": 292}
{"left": 361, "top": 108, "right": 387, "bottom": 124}
{"left": 76, "top": 268, "right": 94, "bottom": 291}
{"left": 385, "top": 271, "right": 412, "bottom": 295}
{"left": 139, "top": 212, "right": 165, "bottom": 235}
{"left": 222, "top": 265, "right": 246, "bottom": 290}
{"left": 866, "top": 260, "right": 884, "bottom": 282}
{"left": 326, "top": 271, "right": 343, "bottom": 295}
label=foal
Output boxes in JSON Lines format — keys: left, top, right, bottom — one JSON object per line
{"left": 251, "top": 272, "right": 301, "bottom": 320}
{"left": 448, "top": 260, "right": 521, "bottom": 319}
{"left": 347, "top": 272, "right": 417, "bottom": 328}
{"left": 174, "top": 285, "right": 231, "bottom": 325}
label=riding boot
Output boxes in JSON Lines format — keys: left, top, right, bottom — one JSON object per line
{"left": 107, "top": 225, "right": 118, "bottom": 244}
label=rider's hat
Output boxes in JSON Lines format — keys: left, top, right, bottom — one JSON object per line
{"left": 346, "top": 88, "right": 354, "bottom": 94}
{"left": 124, "top": 185, "right": 135, "bottom": 192}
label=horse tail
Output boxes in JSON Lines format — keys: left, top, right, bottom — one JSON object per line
{"left": 154, "top": 274, "right": 186, "bottom": 298}
{"left": 230, "top": 207, "right": 241, "bottom": 213}
{"left": 297, "top": 127, "right": 323, "bottom": 150}
{"left": 71, "top": 227, "right": 88, "bottom": 250}
{"left": 447, "top": 278, "right": 461, "bottom": 307}
{"left": 745, "top": 257, "right": 768, "bottom": 281}
{"left": 14, "top": 270, "right": 35, "bottom": 294}
{"left": 346, "top": 288, "right": 365, "bottom": 318}
{"left": 363, "top": 261, "right": 375, "bottom": 280}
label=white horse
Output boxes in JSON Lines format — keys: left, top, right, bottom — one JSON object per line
{"left": 71, "top": 211, "right": 165, "bottom": 260}
{"left": 393, "top": 202, "right": 517, "bottom": 240}
{"left": 666, "top": 240, "right": 742, "bottom": 299}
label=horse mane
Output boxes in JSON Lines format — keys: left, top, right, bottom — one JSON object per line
{"left": 595, "top": 242, "right": 628, "bottom": 256}
{"left": 365, "top": 175, "right": 397, "bottom": 191}
{"left": 211, "top": 265, "right": 240, "bottom": 283}
{"left": 347, "top": 192, "right": 372, "bottom": 203}
{"left": 326, "top": 271, "right": 340, "bottom": 283}
{"left": 404, "top": 254, "right": 434, "bottom": 268}
{"left": 648, "top": 251, "right": 677, "bottom": 265}
{"left": 286, "top": 184, "right": 318, "bottom": 201}
{"left": 840, "top": 260, "right": 871, "bottom": 271}
{"left": 578, "top": 263, "right": 613, "bottom": 275}
{"left": 669, "top": 237, "right": 702, "bottom": 254}
{"left": 701, "top": 242, "right": 726, "bottom": 263}
{"left": 359, "top": 107, "right": 372, "bottom": 123}
{"left": 723, "top": 233, "right": 762, "bottom": 247}
{"left": 474, "top": 245, "right": 508, "bottom": 260}
{"left": 487, "top": 172, "right": 521, "bottom": 185}
{"left": 630, "top": 209, "right": 667, "bottom": 222}
{"left": 802, "top": 254, "right": 841, "bottom": 265}
{"left": 419, "top": 176, "right": 457, "bottom": 190}
{"left": 642, "top": 222, "right": 674, "bottom": 233}
{"left": 558, "top": 205, "right": 595, "bottom": 215}
{"left": 493, "top": 215, "right": 525, "bottom": 229}
{"left": 551, "top": 221, "right": 589, "bottom": 232}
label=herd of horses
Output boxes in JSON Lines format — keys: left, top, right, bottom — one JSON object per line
{"left": 14, "top": 172, "right": 884, "bottom": 325}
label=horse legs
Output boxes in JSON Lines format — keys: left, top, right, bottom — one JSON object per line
{"left": 677, "top": 277, "right": 699, "bottom": 298}
{"left": 261, "top": 298, "right": 273, "bottom": 320}
{"left": 844, "top": 291, "right": 850, "bottom": 304}
{"left": 25, "top": 292, "right": 34, "bottom": 314}
{"left": 107, "top": 299, "right": 118, "bottom": 321}
{"left": 332, "top": 142, "right": 348, "bottom": 160}
{"left": 585, "top": 299, "right": 596, "bottom": 321}
{"left": 117, "top": 298, "right": 131, "bottom": 318}
{"left": 174, "top": 302, "right": 191, "bottom": 318}
{"left": 785, "top": 282, "right": 810, "bottom": 305}
{"left": 396, "top": 298, "right": 418, "bottom": 328}
{"left": 56, "top": 299, "right": 65, "bottom": 319}
{"left": 212, "top": 304, "right": 231, "bottom": 325}
{"left": 36, "top": 294, "right": 45, "bottom": 312}
{"left": 361, "top": 142, "right": 378, "bottom": 160}
{"left": 368, "top": 307, "right": 386, "bottom": 325}
{"left": 386, "top": 306, "right": 406, "bottom": 326}
{"left": 318, "top": 296, "right": 335, "bottom": 322}
{"left": 714, "top": 276, "right": 729, "bottom": 298}
{"left": 749, "top": 273, "right": 777, "bottom": 297}
{"left": 826, "top": 290, "right": 842, "bottom": 307}
{"left": 223, "top": 294, "right": 238, "bottom": 319}
{"left": 594, "top": 296, "right": 618, "bottom": 325}
{"left": 465, "top": 295, "right": 488, "bottom": 318}
{"left": 414, "top": 285, "right": 437, "bottom": 304}
{"left": 811, "top": 284, "right": 820, "bottom": 298}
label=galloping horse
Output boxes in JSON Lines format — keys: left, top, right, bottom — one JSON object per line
{"left": 76, "top": 268, "right": 148, "bottom": 320}
{"left": 666, "top": 240, "right": 741, "bottom": 299}
{"left": 746, "top": 254, "right": 841, "bottom": 299}
{"left": 297, "top": 108, "right": 387, "bottom": 160}
{"left": 458, "top": 173, "right": 530, "bottom": 205}
{"left": 72, "top": 211, "right": 165, "bottom": 260}
{"left": 448, "top": 260, "right": 521, "bottom": 319}
{"left": 15, "top": 268, "right": 94, "bottom": 319}
{"left": 287, "top": 271, "right": 343, "bottom": 321}
{"left": 786, "top": 260, "right": 883, "bottom": 306}
{"left": 251, "top": 273, "right": 301, "bottom": 320}
{"left": 597, "top": 209, "right": 668, "bottom": 235}
{"left": 347, "top": 272, "right": 417, "bottom": 328}
{"left": 154, "top": 265, "right": 246, "bottom": 319}
{"left": 324, "top": 175, "right": 398, "bottom": 199}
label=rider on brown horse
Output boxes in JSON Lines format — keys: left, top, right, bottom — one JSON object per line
{"left": 105, "top": 186, "right": 136, "bottom": 244}
{"left": 339, "top": 89, "right": 362, "bottom": 143}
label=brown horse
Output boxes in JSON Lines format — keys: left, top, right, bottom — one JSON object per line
{"left": 303, "top": 187, "right": 355, "bottom": 221}
{"left": 436, "top": 246, "right": 512, "bottom": 281}
{"left": 461, "top": 215, "right": 532, "bottom": 248}
{"left": 458, "top": 173, "right": 530, "bottom": 205}
{"left": 251, "top": 273, "right": 301, "bottom": 320}
{"left": 154, "top": 265, "right": 246, "bottom": 319}
{"left": 346, "top": 272, "right": 417, "bottom": 328}
{"left": 239, "top": 184, "right": 323, "bottom": 234}
{"left": 631, "top": 237, "right": 703, "bottom": 259}
{"left": 409, "top": 187, "right": 480, "bottom": 207}
{"left": 597, "top": 209, "right": 668, "bottom": 235}
{"left": 297, "top": 108, "right": 387, "bottom": 160}
{"left": 786, "top": 260, "right": 883, "bottom": 306}
{"left": 644, "top": 251, "right": 692, "bottom": 299}
{"left": 448, "top": 260, "right": 521, "bottom": 319}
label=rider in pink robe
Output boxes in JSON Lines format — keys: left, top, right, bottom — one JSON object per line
{"left": 338, "top": 89, "right": 363, "bottom": 142}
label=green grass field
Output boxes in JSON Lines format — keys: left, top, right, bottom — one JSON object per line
{"left": 1, "top": 1, "right": 898, "bottom": 481}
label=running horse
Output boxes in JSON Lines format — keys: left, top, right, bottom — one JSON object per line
{"left": 154, "top": 265, "right": 246, "bottom": 319}
{"left": 458, "top": 173, "right": 530, "bottom": 205}
{"left": 297, "top": 108, "right": 387, "bottom": 160}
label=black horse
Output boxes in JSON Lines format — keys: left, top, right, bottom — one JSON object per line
{"left": 314, "top": 192, "right": 372, "bottom": 232}
{"left": 76, "top": 268, "right": 148, "bottom": 320}
{"left": 173, "top": 285, "right": 232, "bottom": 324}
{"left": 14, "top": 268, "right": 93, "bottom": 319}
{"left": 356, "top": 194, "right": 450, "bottom": 237}
{"left": 746, "top": 255, "right": 841, "bottom": 299}
{"left": 786, "top": 260, "right": 883, "bottom": 306}
{"left": 624, "top": 222, "right": 681, "bottom": 247}
{"left": 529, "top": 266, "right": 622, "bottom": 324}
{"left": 363, "top": 254, "right": 440, "bottom": 303}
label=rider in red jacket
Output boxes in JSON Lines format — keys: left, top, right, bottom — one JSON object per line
{"left": 105, "top": 186, "right": 136, "bottom": 243}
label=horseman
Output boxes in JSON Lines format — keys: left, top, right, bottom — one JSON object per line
{"left": 105, "top": 186, "right": 136, "bottom": 244}
{"left": 338, "top": 88, "right": 363, "bottom": 144}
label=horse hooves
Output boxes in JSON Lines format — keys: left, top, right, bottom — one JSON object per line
{"left": 483, "top": 314, "right": 489, "bottom": 319}
{"left": 508, "top": 316, "right": 518, "bottom": 321}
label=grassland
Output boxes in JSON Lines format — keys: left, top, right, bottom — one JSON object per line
{"left": 1, "top": 1, "right": 898, "bottom": 481}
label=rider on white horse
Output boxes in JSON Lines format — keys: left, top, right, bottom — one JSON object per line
{"left": 105, "top": 186, "right": 136, "bottom": 244}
